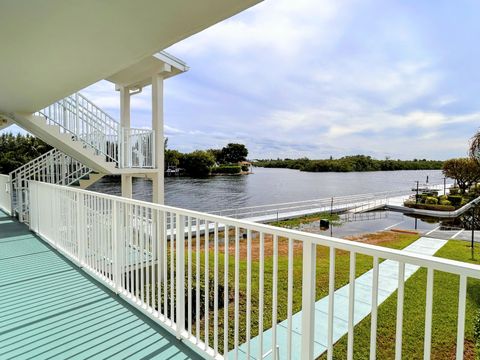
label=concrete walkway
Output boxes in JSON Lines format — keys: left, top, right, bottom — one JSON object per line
{"left": 236, "top": 236, "right": 448, "bottom": 359}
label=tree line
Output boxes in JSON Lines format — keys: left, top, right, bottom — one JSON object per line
{"left": 165, "top": 142, "right": 249, "bottom": 177}
{"left": 0, "top": 133, "right": 52, "bottom": 174}
{"left": 254, "top": 155, "right": 443, "bottom": 172}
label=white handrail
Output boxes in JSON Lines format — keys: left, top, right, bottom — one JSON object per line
{"left": 29, "top": 181, "right": 480, "bottom": 360}
{"left": 212, "top": 183, "right": 453, "bottom": 219}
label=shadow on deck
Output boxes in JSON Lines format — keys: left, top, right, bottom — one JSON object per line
{"left": 0, "top": 210, "right": 202, "bottom": 360}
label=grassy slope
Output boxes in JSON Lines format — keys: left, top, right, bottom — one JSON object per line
{"left": 318, "top": 240, "right": 480, "bottom": 359}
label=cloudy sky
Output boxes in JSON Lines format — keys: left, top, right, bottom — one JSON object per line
{"left": 8, "top": 0, "right": 480, "bottom": 160}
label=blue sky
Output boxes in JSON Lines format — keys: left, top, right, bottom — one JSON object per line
{"left": 7, "top": 0, "right": 480, "bottom": 160}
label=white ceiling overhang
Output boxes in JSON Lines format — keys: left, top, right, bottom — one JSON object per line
{"left": 0, "top": 0, "right": 261, "bottom": 113}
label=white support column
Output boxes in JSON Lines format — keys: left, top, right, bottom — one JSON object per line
{"left": 119, "top": 86, "right": 133, "bottom": 198}
{"left": 120, "top": 86, "right": 131, "bottom": 128}
{"left": 121, "top": 175, "right": 132, "bottom": 198}
{"left": 151, "top": 73, "right": 164, "bottom": 204}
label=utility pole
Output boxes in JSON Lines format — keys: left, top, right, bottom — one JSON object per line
{"left": 416, "top": 181, "right": 419, "bottom": 204}
{"left": 444, "top": 177, "right": 446, "bottom": 196}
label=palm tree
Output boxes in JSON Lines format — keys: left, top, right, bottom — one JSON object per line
{"left": 470, "top": 129, "right": 480, "bottom": 163}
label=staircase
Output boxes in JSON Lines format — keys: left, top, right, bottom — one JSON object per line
{"left": 9, "top": 149, "right": 103, "bottom": 222}
{"left": 8, "top": 91, "right": 157, "bottom": 222}
{"left": 12, "top": 92, "right": 155, "bottom": 174}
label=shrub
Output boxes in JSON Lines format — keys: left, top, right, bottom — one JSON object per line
{"left": 425, "top": 197, "right": 438, "bottom": 205}
{"left": 404, "top": 202, "right": 456, "bottom": 211}
{"left": 448, "top": 195, "right": 463, "bottom": 206}
{"left": 438, "top": 195, "right": 448, "bottom": 201}
{"left": 211, "top": 165, "right": 241, "bottom": 174}
{"left": 181, "top": 150, "right": 215, "bottom": 177}
{"left": 241, "top": 164, "right": 250, "bottom": 172}
{"left": 439, "top": 199, "right": 451, "bottom": 206}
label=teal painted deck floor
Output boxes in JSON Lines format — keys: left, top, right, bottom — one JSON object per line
{"left": 0, "top": 210, "right": 201, "bottom": 360}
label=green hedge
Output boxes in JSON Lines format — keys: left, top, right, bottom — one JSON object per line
{"left": 211, "top": 165, "right": 241, "bottom": 174}
{"left": 404, "top": 202, "right": 455, "bottom": 211}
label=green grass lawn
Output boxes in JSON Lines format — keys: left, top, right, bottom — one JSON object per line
{"left": 190, "top": 230, "right": 420, "bottom": 351}
{"left": 148, "top": 230, "right": 479, "bottom": 358}
{"left": 318, "top": 240, "right": 480, "bottom": 359}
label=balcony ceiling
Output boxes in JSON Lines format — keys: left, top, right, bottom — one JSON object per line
{"left": 0, "top": 0, "right": 260, "bottom": 114}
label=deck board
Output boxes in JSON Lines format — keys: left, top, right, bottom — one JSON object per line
{"left": 0, "top": 210, "right": 201, "bottom": 360}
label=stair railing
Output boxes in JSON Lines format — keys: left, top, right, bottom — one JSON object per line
{"left": 10, "top": 149, "right": 92, "bottom": 222}
{"left": 36, "top": 92, "right": 156, "bottom": 170}
{"left": 37, "top": 93, "right": 120, "bottom": 165}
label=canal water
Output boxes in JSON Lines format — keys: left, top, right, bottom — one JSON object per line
{"left": 89, "top": 167, "right": 445, "bottom": 212}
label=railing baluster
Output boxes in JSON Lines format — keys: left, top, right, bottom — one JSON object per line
{"left": 258, "top": 232, "right": 265, "bottom": 360}
{"left": 395, "top": 261, "right": 406, "bottom": 360}
{"left": 301, "top": 238, "right": 316, "bottom": 360}
{"left": 224, "top": 225, "right": 230, "bottom": 358}
{"left": 146, "top": 208, "right": 151, "bottom": 308}
{"left": 162, "top": 211, "right": 167, "bottom": 316}
{"left": 347, "top": 252, "right": 356, "bottom": 360}
{"left": 456, "top": 275, "right": 467, "bottom": 360}
{"left": 287, "top": 237, "right": 294, "bottom": 360}
{"left": 170, "top": 213, "right": 175, "bottom": 322}
{"left": 214, "top": 222, "right": 219, "bottom": 355}
{"left": 370, "top": 256, "right": 379, "bottom": 360}
{"left": 327, "top": 247, "right": 336, "bottom": 359}
{"left": 234, "top": 226, "right": 240, "bottom": 360}
{"left": 205, "top": 220, "right": 210, "bottom": 348}
{"left": 188, "top": 216, "right": 193, "bottom": 336}
{"left": 176, "top": 213, "right": 185, "bottom": 338}
{"left": 272, "top": 234, "right": 279, "bottom": 360}
{"left": 140, "top": 207, "right": 145, "bottom": 304}
{"left": 423, "top": 268, "right": 434, "bottom": 360}
{"left": 196, "top": 217, "right": 201, "bottom": 343}
{"left": 246, "top": 229, "right": 252, "bottom": 358}
{"left": 135, "top": 205, "right": 141, "bottom": 301}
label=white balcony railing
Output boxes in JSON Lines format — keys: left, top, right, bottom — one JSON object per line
{"left": 28, "top": 181, "right": 480, "bottom": 360}
{"left": 37, "top": 93, "right": 155, "bottom": 169}
{"left": 0, "top": 174, "right": 11, "bottom": 214}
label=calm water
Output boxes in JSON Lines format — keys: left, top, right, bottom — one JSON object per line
{"left": 89, "top": 167, "right": 445, "bottom": 212}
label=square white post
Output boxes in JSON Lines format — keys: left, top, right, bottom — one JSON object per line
{"left": 175, "top": 214, "right": 185, "bottom": 338}
{"left": 119, "top": 85, "right": 133, "bottom": 197}
{"left": 301, "top": 240, "right": 317, "bottom": 359}
{"left": 151, "top": 73, "right": 164, "bottom": 204}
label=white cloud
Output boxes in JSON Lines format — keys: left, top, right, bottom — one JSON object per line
{"left": 72, "top": 0, "right": 480, "bottom": 160}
